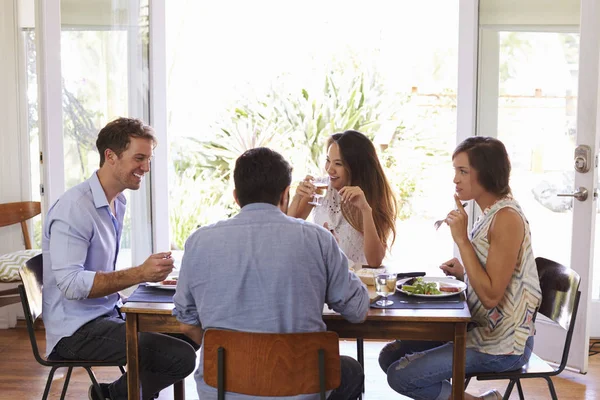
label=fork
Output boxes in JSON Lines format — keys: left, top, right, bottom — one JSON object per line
{"left": 433, "top": 203, "right": 468, "bottom": 230}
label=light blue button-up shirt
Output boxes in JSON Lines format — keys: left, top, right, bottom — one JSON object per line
{"left": 173, "top": 203, "right": 369, "bottom": 400}
{"left": 42, "top": 171, "right": 126, "bottom": 356}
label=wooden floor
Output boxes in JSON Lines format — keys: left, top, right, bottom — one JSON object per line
{"left": 0, "top": 328, "right": 598, "bottom": 399}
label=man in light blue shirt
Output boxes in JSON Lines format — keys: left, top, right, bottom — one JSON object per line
{"left": 174, "top": 147, "right": 369, "bottom": 400}
{"left": 43, "top": 118, "right": 196, "bottom": 400}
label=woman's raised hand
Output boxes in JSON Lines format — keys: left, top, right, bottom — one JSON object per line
{"left": 294, "top": 175, "right": 315, "bottom": 199}
{"left": 445, "top": 195, "right": 469, "bottom": 246}
{"left": 338, "top": 186, "right": 370, "bottom": 211}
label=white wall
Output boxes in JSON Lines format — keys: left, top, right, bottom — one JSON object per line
{"left": 0, "top": 0, "right": 31, "bottom": 254}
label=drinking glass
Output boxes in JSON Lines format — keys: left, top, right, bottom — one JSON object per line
{"left": 375, "top": 273, "right": 398, "bottom": 307}
{"left": 307, "top": 177, "right": 329, "bottom": 206}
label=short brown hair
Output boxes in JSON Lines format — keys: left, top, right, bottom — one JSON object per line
{"left": 453, "top": 136, "right": 511, "bottom": 197}
{"left": 96, "top": 117, "right": 156, "bottom": 167}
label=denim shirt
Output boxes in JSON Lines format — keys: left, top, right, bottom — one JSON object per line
{"left": 42, "top": 171, "right": 126, "bottom": 356}
{"left": 173, "top": 203, "right": 369, "bottom": 400}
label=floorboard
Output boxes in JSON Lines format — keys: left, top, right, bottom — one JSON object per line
{"left": 0, "top": 330, "right": 598, "bottom": 399}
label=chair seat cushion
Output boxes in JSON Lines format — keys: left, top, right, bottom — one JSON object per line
{"left": 0, "top": 249, "right": 41, "bottom": 282}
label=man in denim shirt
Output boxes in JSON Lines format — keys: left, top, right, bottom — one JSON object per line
{"left": 43, "top": 118, "right": 196, "bottom": 400}
{"left": 174, "top": 147, "right": 369, "bottom": 400}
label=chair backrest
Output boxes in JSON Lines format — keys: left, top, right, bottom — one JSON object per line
{"left": 18, "top": 254, "right": 46, "bottom": 364}
{"left": 203, "top": 329, "right": 341, "bottom": 397}
{"left": 0, "top": 201, "right": 41, "bottom": 249}
{"left": 535, "top": 257, "right": 581, "bottom": 374}
{"left": 535, "top": 257, "right": 580, "bottom": 330}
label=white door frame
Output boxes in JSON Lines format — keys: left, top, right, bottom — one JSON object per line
{"left": 35, "top": 0, "right": 64, "bottom": 214}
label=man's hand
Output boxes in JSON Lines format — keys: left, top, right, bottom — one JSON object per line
{"left": 140, "top": 252, "right": 175, "bottom": 283}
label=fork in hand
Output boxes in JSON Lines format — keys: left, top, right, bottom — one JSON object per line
{"left": 433, "top": 203, "right": 468, "bottom": 230}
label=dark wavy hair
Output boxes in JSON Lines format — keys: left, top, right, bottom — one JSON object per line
{"left": 234, "top": 147, "right": 292, "bottom": 207}
{"left": 328, "top": 130, "right": 397, "bottom": 245}
{"left": 96, "top": 117, "right": 156, "bottom": 167}
{"left": 452, "top": 136, "right": 511, "bottom": 197}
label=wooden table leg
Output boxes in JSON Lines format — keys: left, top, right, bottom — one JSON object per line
{"left": 174, "top": 380, "right": 185, "bottom": 400}
{"left": 452, "top": 322, "right": 467, "bottom": 400}
{"left": 126, "top": 315, "right": 140, "bottom": 400}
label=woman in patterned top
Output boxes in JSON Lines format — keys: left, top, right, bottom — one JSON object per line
{"left": 378, "top": 137, "right": 542, "bottom": 400}
{"left": 287, "top": 130, "right": 397, "bottom": 267}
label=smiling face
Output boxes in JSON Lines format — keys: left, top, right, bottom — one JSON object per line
{"left": 325, "top": 142, "right": 350, "bottom": 191}
{"left": 109, "top": 137, "right": 154, "bottom": 191}
{"left": 452, "top": 151, "right": 486, "bottom": 201}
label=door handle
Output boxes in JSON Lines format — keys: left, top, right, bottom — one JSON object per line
{"left": 557, "top": 187, "right": 588, "bottom": 201}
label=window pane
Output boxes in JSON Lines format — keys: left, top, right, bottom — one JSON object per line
{"left": 166, "top": 0, "right": 459, "bottom": 274}
{"left": 59, "top": 0, "right": 151, "bottom": 268}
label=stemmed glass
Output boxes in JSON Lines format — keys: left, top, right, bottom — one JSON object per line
{"left": 307, "top": 176, "right": 329, "bottom": 206}
{"left": 375, "top": 273, "right": 398, "bottom": 307}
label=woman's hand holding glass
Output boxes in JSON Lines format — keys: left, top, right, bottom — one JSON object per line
{"left": 294, "top": 175, "right": 315, "bottom": 199}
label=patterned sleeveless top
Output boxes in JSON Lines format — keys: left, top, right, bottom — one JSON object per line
{"left": 465, "top": 197, "right": 542, "bottom": 355}
{"left": 313, "top": 181, "right": 367, "bottom": 265}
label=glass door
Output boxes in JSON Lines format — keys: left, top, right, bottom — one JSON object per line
{"left": 476, "top": 0, "right": 598, "bottom": 373}
{"left": 32, "top": 0, "right": 154, "bottom": 267}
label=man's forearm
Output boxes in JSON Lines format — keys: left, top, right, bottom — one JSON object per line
{"left": 88, "top": 267, "right": 143, "bottom": 298}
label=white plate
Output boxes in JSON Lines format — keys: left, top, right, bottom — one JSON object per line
{"left": 397, "top": 276, "right": 466, "bottom": 298}
{"left": 146, "top": 282, "right": 177, "bottom": 290}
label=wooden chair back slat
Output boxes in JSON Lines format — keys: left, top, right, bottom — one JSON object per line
{"left": 0, "top": 201, "right": 41, "bottom": 249}
{"left": 204, "top": 330, "right": 341, "bottom": 396}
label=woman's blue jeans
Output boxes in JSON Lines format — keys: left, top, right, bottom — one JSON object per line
{"left": 378, "top": 336, "right": 534, "bottom": 400}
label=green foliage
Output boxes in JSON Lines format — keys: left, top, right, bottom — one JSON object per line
{"left": 169, "top": 61, "right": 419, "bottom": 249}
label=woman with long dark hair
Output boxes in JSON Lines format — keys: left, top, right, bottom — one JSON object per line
{"left": 288, "top": 130, "right": 397, "bottom": 267}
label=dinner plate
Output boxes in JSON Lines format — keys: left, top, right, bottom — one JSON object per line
{"left": 146, "top": 282, "right": 177, "bottom": 290}
{"left": 397, "top": 276, "right": 467, "bottom": 298}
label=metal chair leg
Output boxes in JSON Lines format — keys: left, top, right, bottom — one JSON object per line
{"left": 84, "top": 367, "right": 104, "bottom": 400}
{"left": 544, "top": 376, "right": 558, "bottom": 400}
{"left": 516, "top": 379, "right": 525, "bottom": 400}
{"left": 502, "top": 379, "right": 516, "bottom": 400}
{"left": 356, "top": 338, "right": 364, "bottom": 394}
{"left": 59, "top": 367, "right": 73, "bottom": 400}
{"left": 41, "top": 366, "right": 58, "bottom": 400}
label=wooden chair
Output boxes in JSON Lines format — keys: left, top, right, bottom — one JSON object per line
{"left": 0, "top": 201, "right": 41, "bottom": 250}
{"left": 19, "top": 254, "right": 125, "bottom": 400}
{"left": 0, "top": 201, "right": 41, "bottom": 308}
{"left": 465, "top": 257, "right": 581, "bottom": 400}
{"left": 203, "top": 329, "right": 341, "bottom": 400}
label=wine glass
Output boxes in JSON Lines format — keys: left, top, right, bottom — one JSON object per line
{"left": 307, "top": 176, "right": 329, "bottom": 206}
{"left": 375, "top": 273, "right": 398, "bottom": 307}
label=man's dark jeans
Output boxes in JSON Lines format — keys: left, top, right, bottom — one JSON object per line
{"left": 52, "top": 315, "right": 197, "bottom": 400}
{"left": 328, "top": 355, "right": 364, "bottom": 400}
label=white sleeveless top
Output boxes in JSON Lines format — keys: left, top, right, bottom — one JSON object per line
{"left": 312, "top": 181, "right": 367, "bottom": 265}
{"left": 465, "top": 197, "right": 542, "bottom": 355}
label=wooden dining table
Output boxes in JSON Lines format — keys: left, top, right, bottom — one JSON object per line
{"left": 121, "top": 297, "right": 470, "bottom": 400}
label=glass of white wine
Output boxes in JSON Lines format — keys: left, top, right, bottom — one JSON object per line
{"left": 375, "top": 273, "right": 398, "bottom": 307}
{"left": 308, "top": 176, "right": 329, "bottom": 206}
